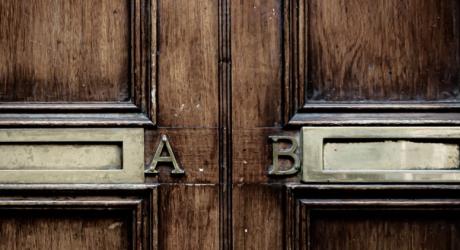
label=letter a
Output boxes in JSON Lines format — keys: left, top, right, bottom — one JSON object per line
{"left": 146, "top": 134, "right": 185, "bottom": 175}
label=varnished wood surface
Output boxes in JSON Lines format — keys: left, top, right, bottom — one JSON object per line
{"left": 0, "top": 0, "right": 130, "bottom": 102}
{"left": 287, "top": 185, "right": 460, "bottom": 250}
{"left": 231, "top": 0, "right": 282, "bottom": 128}
{"left": 233, "top": 128, "right": 297, "bottom": 183}
{"left": 230, "top": 1, "right": 287, "bottom": 249}
{"left": 310, "top": 210, "right": 460, "bottom": 250}
{"left": 0, "top": 185, "right": 157, "bottom": 250}
{"left": 158, "top": 185, "right": 219, "bottom": 250}
{"left": 0, "top": 0, "right": 155, "bottom": 124}
{"left": 157, "top": 0, "right": 218, "bottom": 128}
{"left": 233, "top": 184, "right": 285, "bottom": 250}
{"left": 0, "top": 210, "right": 131, "bottom": 250}
{"left": 149, "top": 1, "right": 223, "bottom": 248}
{"left": 5, "top": 0, "right": 460, "bottom": 249}
{"left": 307, "top": 0, "right": 460, "bottom": 102}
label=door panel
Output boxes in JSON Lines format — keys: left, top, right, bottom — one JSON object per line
{"left": 0, "top": 185, "right": 156, "bottom": 250}
{"left": 307, "top": 0, "right": 460, "bottom": 102}
{"left": 0, "top": 0, "right": 131, "bottom": 102}
{"left": 287, "top": 186, "right": 460, "bottom": 250}
{"left": 0, "top": 210, "right": 131, "bottom": 250}
{"left": 310, "top": 210, "right": 460, "bottom": 250}
{"left": 0, "top": 0, "right": 153, "bottom": 124}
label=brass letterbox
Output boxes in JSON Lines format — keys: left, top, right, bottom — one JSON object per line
{"left": 302, "top": 127, "right": 460, "bottom": 182}
{"left": 0, "top": 128, "right": 144, "bottom": 184}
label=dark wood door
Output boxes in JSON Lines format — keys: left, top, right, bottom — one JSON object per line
{"left": 1, "top": 0, "right": 460, "bottom": 249}
{"left": 231, "top": 0, "right": 460, "bottom": 249}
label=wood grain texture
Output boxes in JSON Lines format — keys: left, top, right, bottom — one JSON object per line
{"left": 147, "top": 1, "right": 222, "bottom": 248}
{"left": 233, "top": 184, "right": 285, "bottom": 250}
{"left": 0, "top": 184, "right": 157, "bottom": 250}
{"left": 159, "top": 184, "right": 219, "bottom": 250}
{"left": 157, "top": 0, "right": 218, "bottom": 127}
{"left": 231, "top": 0, "right": 282, "bottom": 128}
{"left": 0, "top": 0, "right": 130, "bottom": 102}
{"left": 230, "top": 2, "right": 289, "bottom": 248}
{"left": 0, "top": 210, "right": 131, "bottom": 250}
{"left": 145, "top": 128, "right": 219, "bottom": 184}
{"left": 287, "top": 185, "right": 460, "bottom": 250}
{"left": 310, "top": 210, "right": 460, "bottom": 250}
{"left": 307, "top": 0, "right": 460, "bottom": 102}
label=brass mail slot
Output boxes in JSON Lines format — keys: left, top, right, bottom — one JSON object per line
{"left": 0, "top": 143, "right": 122, "bottom": 170}
{"left": 302, "top": 127, "right": 460, "bottom": 182}
{"left": 0, "top": 128, "right": 144, "bottom": 183}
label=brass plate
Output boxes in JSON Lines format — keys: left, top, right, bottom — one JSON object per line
{"left": 0, "top": 128, "right": 144, "bottom": 184}
{"left": 302, "top": 127, "right": 460, "bottom": 182}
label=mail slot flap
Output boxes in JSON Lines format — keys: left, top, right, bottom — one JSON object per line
{"left": 302, "top": 127, "right": 460, "bottom": 183}
{"left": 0, "top": 128, "right": 144, "bottom": 184}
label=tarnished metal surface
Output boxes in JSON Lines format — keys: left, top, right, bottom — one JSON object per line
{"left": 324, "top": 141, "right": 459, "bottom": 171}
{"left": 268, "top": 136, "right": 300, "bottom": 176}
{"left": 303, "top": 127, "right": 460, "bottom": 182}
{"left": 146, "top": 134, "right": 185, "bottom": 175}
{"left": 0, "top": 144, "right": 122, "bottom": 170}
{"left": 0, "top": 128, "right": 144, "bottom": 183}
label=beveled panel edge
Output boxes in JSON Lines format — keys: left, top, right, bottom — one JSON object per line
{"left": 131, "top": 0, "right": 157, "bottom": 125}
{"left": 0, "top": 113, "right": 153, "bottom": 127}
{"left": 285, "top": 184, "right": 460, "bottom": 250}
{"left": 0, "top": 128, "right": 144, "bottom": 184}
{"left": 301, "top": 102, "right": 460, "bottom": 111}
{"left": 0, "top": 183, "right": 158, "bottom": 191}
{"left": 0, "top": 187, "right": 158, "bottom": 250}
{"left": 302, "top": 126, "right": 460, "bottom": 183}
{"left": 0, "top": 102, "right": 139, "bottom": 111}
{"left": 288, "top": 113, "right": 460, "bottom": 127}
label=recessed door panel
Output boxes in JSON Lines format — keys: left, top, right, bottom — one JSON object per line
{"left": 307, "top": 0, "right": 460, "bottom": 102}
{"left": 0, "top": 210, "right": 132, "bottom": 250}
{"left": 0, "top": 0, "right": 130, "bottom": 102}
{"left": 310, "top": 210, "right": 460, "bottom": 250}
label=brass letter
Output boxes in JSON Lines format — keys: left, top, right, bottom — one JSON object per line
{"left": 146, "top": 135, "right": 185, "bottom": 175}
{"left": 268, "top": 136, "right": 300, "bottom": 175}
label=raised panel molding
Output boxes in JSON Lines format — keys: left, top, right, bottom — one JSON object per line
{"left": 0, "top": 184, "right": 158, "bottom": 250}
{"left": 0, "top": 0, "right": 156, "bottom": 127}
{"left": 283, "top": 0, "right": 460, "bottom": 126}
{"left": 286, "top": 185, "right": 460, "bottom": 250}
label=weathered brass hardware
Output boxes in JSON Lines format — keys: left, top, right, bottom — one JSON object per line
{"left": 302, "top": 127, "right": 460, "bottom": 183}
{"left": 0, "top": 128, "right": 144, "bottom": 183}
{"left": 146, "top": 135, "right": 185, "bottom": 175}
{"left": 268, "top": 136, "right": 300, "bottom": 176}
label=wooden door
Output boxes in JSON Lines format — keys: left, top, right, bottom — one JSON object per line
{"left": 2, "top": 0, "right": 460, "bottom": 249}
{"left": 231, "top": 0, "right": 460, "bottom": 249}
